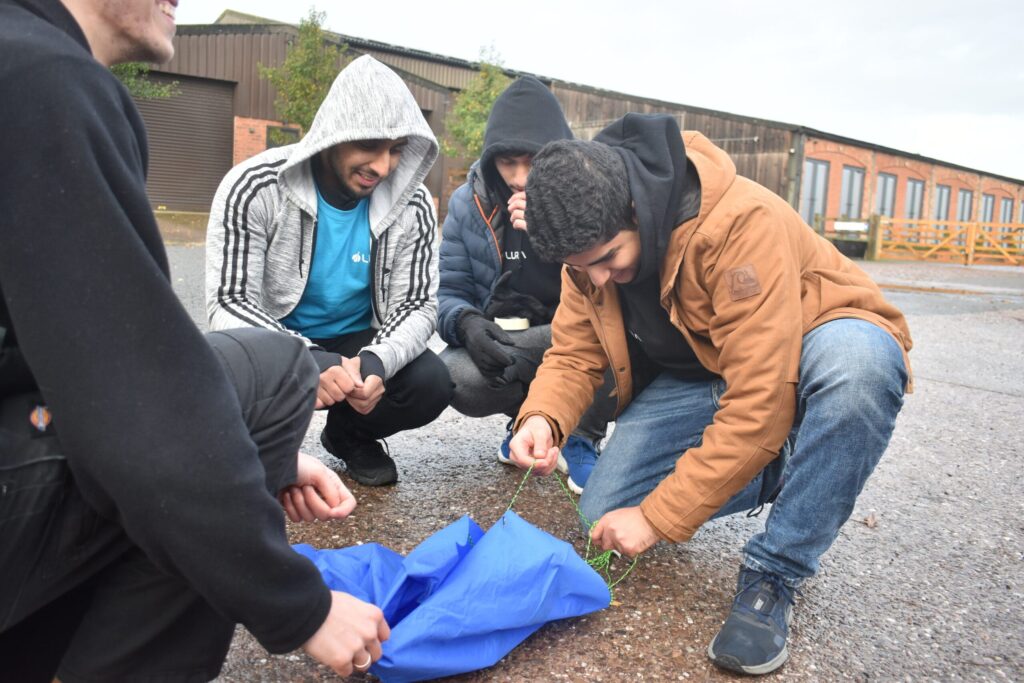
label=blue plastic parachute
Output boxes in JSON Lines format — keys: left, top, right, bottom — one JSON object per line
{"left": 293, "top": 510, "right": 611, "bottom": 682}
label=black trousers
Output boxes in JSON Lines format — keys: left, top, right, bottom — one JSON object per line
{"left": 440, "top": 323, "right": 617, "bottom": 443}
{"left": 0, "top": 328, "right": 318, "bottom": 682}
{"left": 316, "top": 328, "right": 453, "bottom": 445}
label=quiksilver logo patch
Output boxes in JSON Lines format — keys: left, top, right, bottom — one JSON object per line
{"left": 724, "top": 264, "right": 762, "bottom": 301}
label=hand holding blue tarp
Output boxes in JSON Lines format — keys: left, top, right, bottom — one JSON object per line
{"left": 294, "top": 510, "right": 611, "bottom": 682}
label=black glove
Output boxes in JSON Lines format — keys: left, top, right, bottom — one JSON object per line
{"left": 490, "top": 350, "right": 542, "bottom": 390}
{"left": 484, "top": 271, "right": 556, "bottom": 326}
{"left": 457, "top": 309, "right": 515, "bottom": 378}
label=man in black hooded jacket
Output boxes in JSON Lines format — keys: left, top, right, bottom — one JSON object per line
{"left": 0, "top": 0, "right": 388, "bottom": 679}
{"left": 436, "top": 76, "right": 615, "bottom": 493}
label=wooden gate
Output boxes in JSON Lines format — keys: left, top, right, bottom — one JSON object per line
{"left": 871, "top": 218, "right": 1024, "bottom": 266}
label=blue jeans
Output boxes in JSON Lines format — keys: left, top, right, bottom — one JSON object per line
{"left": 579, "top": 319, "right": 907, "bottom": 586}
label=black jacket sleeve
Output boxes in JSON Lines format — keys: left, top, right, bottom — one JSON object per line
{"left": 0, "top": 52, "right": 329, "bottom": 652}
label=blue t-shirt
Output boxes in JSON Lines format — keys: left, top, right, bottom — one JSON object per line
{"left": 280, "top": 192, "right": 373, "bottom": 339}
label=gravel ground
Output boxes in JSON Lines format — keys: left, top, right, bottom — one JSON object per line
{"left": 168, "top": 247, "right": 1024, "bottom": 682}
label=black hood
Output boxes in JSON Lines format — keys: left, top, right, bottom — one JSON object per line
{"left": 594, "top": 113, "right": 700, "bottom": 283}
{"left": 480, "top": 76, "right": 573, "bottom": 205}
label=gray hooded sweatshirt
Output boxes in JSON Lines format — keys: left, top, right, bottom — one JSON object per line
{"left": 206, "top": 55, "right": 440, "bottom": 379}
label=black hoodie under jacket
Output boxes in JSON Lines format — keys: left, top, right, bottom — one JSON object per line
{"left": 594, "top": 114, "right": 716, "bottom": 388}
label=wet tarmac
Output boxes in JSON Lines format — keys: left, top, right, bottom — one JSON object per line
{"left": 168, "top": 248, "right": 1024, "bottom": 682}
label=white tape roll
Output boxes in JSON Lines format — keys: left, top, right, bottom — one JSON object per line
{"left": 494, "top": 317, "right": 530, "bottom": 331}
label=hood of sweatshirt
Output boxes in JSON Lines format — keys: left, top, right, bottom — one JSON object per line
{"left": 278, "top": 55, "right": 438, "bottom": 232}
{"left": 594, "top": 113, "right": 701, "bottom": 284}
{"left": 479, "top": 76, "right": 573, "bottom": 207}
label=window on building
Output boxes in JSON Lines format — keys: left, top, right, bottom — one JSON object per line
{"left": 800, "top": 159, "right": 830, "bottom": 229}
{"left": 840, "top": 166, "right": 865, "bottom": 219}
{"left": 933, "top": 185, "right": 951, "bottom": 245}
{"left": 1015, "top": 200, "right": 1024, "bottom": 250}
{"left": 1020, "top": 201, "right": 1024, "bottom": 250}
{"left": 874, "top": 173, "right": 896, "bottom": 218}
{"left": 1000, "top": 198, "right": 1014, "bottom": 224}
{"left": 955, "top": 189, "right": 974, "bottom": 246}
{"left": 999, "top": 197, "right": 1015, "bottom": 242}
{"left": 266, "top": 125, "right": 301, "bottom": 148}
{"left": 934, "top": 185, "right": 951, "bottom": 220}
{"left": 956, "top": 189, "right": 974, "bottom": 222}
{"left": 905, "top": 179, "right": 924, "bottom": 220}
{"left": 999, "top": 196, "right": 1015, "bottom": 244}
{"left": 980, "top": 193, "right": 995, "bottom": 228}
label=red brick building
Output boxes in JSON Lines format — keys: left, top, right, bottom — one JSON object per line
{"left": 798, "top": 133, "right": 1022, "bottom": 232}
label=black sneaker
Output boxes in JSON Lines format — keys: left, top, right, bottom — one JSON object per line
{"left": 708, "top": 567, "right": 799, "bottom": 675}
{"left": 320, "top": 429, "right": 398, "bottom": 486}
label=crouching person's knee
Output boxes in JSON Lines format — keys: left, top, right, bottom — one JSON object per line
{"left": 207, "top": 328, "right": 318, "bottom": 414}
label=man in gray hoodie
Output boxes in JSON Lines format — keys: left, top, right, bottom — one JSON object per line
{"left": 207, "top": 56, "right": 452, "bottom": 487}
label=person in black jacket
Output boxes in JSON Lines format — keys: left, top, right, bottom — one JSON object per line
{"left": 437, "top": 76, "right": 616, "bottom": 493}
{"left": 0, "top": 0, "right": 387, "bottom": 680}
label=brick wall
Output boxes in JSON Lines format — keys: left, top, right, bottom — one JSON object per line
{"left": 804, "top": 136, "right": 1024, "bottom": 225}
{"left": 804, "top": 138, "right": 874, "bottom": 220}
{"left": 873, "top": 152, "right": 932, "bottom": 219}
{"left": 232, "top": 116, "right": 299, "bottom": 165}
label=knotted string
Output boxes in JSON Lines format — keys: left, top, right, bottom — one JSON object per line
{"left": 506, "top": 462, "right": 639, "bottom": 600}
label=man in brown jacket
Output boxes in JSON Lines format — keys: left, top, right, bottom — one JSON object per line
{"left": 508, "top": 114, "right": 912, "bottom": 675}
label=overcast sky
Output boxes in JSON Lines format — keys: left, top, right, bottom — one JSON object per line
{"left": 174, "top": 0, "right": 1024, "bottom": 180}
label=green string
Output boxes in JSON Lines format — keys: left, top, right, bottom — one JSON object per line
{"left": 505, "top": 461, "right": 536, "bottom": 512}
{"left": 551, "top": 471, "right": 639, "bottom": 600}
{"left": 506, "top": 462, "right": 639, "bottom": 601}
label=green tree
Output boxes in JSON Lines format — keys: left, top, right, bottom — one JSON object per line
{"left": 258, "top": 8, "right": 346, "bottom": 140}
{"left": 441, "top": 54, "right": 511, "bottom": 160}
{"left": 111, "top": 62, "right": 178, "bottom": 99}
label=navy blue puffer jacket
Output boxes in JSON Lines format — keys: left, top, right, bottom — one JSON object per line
{"left": 437, "top": 165, "right": 503, "bottom": 345}
{"left": 437, "top": 76, "right": 573, "bottom": 346}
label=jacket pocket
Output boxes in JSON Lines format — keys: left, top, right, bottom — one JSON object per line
{"left": 0, "top": 416, "right": 69, "bottom": 628}
{"left": 800, "top": 272, "right": 822, "bottom": 330}
{"left": 710, "top": 378, "right": 728, "bottom": 409}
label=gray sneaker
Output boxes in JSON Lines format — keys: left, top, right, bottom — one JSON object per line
{"left": 707, "top": 567, "right": 799, "bottom": 675}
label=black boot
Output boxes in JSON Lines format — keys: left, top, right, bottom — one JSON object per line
{"left": 320, "top": 429, "right": 398, "bottom": 486}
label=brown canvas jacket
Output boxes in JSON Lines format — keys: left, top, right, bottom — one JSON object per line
{"left": 516, "top": 131, "right": 912, "bottom": 543}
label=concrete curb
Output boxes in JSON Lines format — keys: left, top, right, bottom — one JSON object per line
{"left": 876, "top": 281, "right": 1024, "bottom": 297}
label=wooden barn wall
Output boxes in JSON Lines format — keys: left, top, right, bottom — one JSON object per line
{"left": 686, "top": 112, "right": 793, "bottom": 199}
{"left": 357, "top": 50, "right": 480, "bottom": 90}
{"left": 551, "top": 85, "right": 794, "bottom": 199}
{"left": 165, "top": 31, "right": 290, "bottom": 120}
{"left": 402, "top": 81, "right": 451, "bottom": 204}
